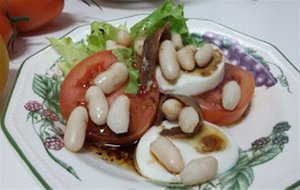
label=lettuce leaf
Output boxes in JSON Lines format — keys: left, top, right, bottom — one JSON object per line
{"left": 48, "top": 22, "right": 126, "bottom": 75}
{"left": 130, "top": 0, "right": 187, "bottom": 39}
{"left": 48, "top": 37, "right": 89, "bottom": 75}
{"left": 130, "top": 0, "right": 204, "bottom": 47}
{"left": 87, "top": 21, "right": 127, "bottom": 53}
{"left": 112, "top": 48, "right": 139, "bottom": 94}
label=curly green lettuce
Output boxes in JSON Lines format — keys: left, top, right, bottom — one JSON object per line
{"left": 47, "top": 37, "right": 89, "bottom": 74}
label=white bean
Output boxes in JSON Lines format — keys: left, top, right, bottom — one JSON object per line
{"left": 150, "top": 136, "right": 184, "bottom": 174}
{"left": 159, "top": 40, "right": 180, "bottom": 81}
{"left": 116, "top": 30, "right": 131, "bottom": 47}
{"left": 180, "top": 156, "right": 218, "bottom": 185}
{"left": 106, "top": 40, "right": 126, "bottom": 50}
{"left": 94, "top": 62, "right": 128, "bottom": 94}
{"left": 107, "top": 95, "right": 130, "bottom": 134}
{"left": 64, "top": 106, "right": 88, "bottom": 152}
{"left": 134, "top": 36, "right": 146, "bottom": 56}
{"left": 162, "top": 98, "right": 183, "bottom": 121}
{"left": 177, "top": 45, "right": 197, "bottom": 71}
{"left": 85, "top": 86, "right": 109, "bottom": 125}
{"left": 222, "top": 81, "right": 241, "bottom": 111}
{"left": 178, "top": 106, "right": 199, "bottom": 133}
{"left": 171, "top": 33, "right": 183, "bottom": 50}
{"left": 195, "top": 43, "right": 214, "bottom": 67}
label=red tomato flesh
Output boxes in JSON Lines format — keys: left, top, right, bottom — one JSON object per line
{"left": 196, "top": 64, "right": 255, "bottom": 126}
{"left": 60, "top": 50, "right": 160, "bottom": 145}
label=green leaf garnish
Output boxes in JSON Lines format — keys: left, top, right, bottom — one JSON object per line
{"left": 112, "top": 48, "right": 139, "bottom": 94}
{"left": 48, "top": 37, "right": 89, "bottom": 75}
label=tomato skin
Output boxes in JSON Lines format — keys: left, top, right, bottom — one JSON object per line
{"left": 0, "top": 0, "right": 64, "bottom": 33}
{"left": 0, "top": 12, "right": 13, "bottom": 46}
{"left": 196, "top": 64, "right": 255, "bottom": 126}
{"left": 60, "top": 50, "right": 160, "bottom": 145}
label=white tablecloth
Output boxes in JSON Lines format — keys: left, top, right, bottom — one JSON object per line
{"left": 1, "top": 0, "right": 299, "bottom": 189}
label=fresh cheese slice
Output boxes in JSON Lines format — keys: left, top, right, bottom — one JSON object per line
{"left": 135, "top": 121, "right": 239, "bottom": 183}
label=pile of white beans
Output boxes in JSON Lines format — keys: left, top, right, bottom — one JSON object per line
{"left": 150, "top": 135, "right": 218, "bottom": 185}
{"left": 162, "top": 98, "right": 200, "bottom": 133}
{"left": 159, "top": 33, "right": 215, "bottom": 82}
{"left": 150, "top": 97, "right": 218, "bottom": 185}
{"left": 160, "top": 33, "right": 242, "bottom": 111}
{"left": 64, "top": 61, "right": 130, "bottom": 152}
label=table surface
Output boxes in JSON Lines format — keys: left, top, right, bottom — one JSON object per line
{"left": 1, "top": 0, "right": 299, "bottom": 189}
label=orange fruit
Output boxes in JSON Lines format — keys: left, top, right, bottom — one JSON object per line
{"left": 0, "top": 36, "right": 9, "bottom": 93}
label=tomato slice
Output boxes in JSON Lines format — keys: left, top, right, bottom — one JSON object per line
{"left": 60, "top": 50, "right": 160, "bottom": 145}
{"left": 196, "top": 64, "right": 255, "bottom": 126}
{"left": 60, "top": 50, "right": 116, "bottom": 120}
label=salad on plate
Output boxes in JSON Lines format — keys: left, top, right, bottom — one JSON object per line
{"left": 16, "top": 0, "right": 296, "bottom": 189}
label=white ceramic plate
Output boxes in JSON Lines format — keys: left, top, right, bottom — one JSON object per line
{"left": 2, "top": 15, "right": 300, "bottom": 190}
